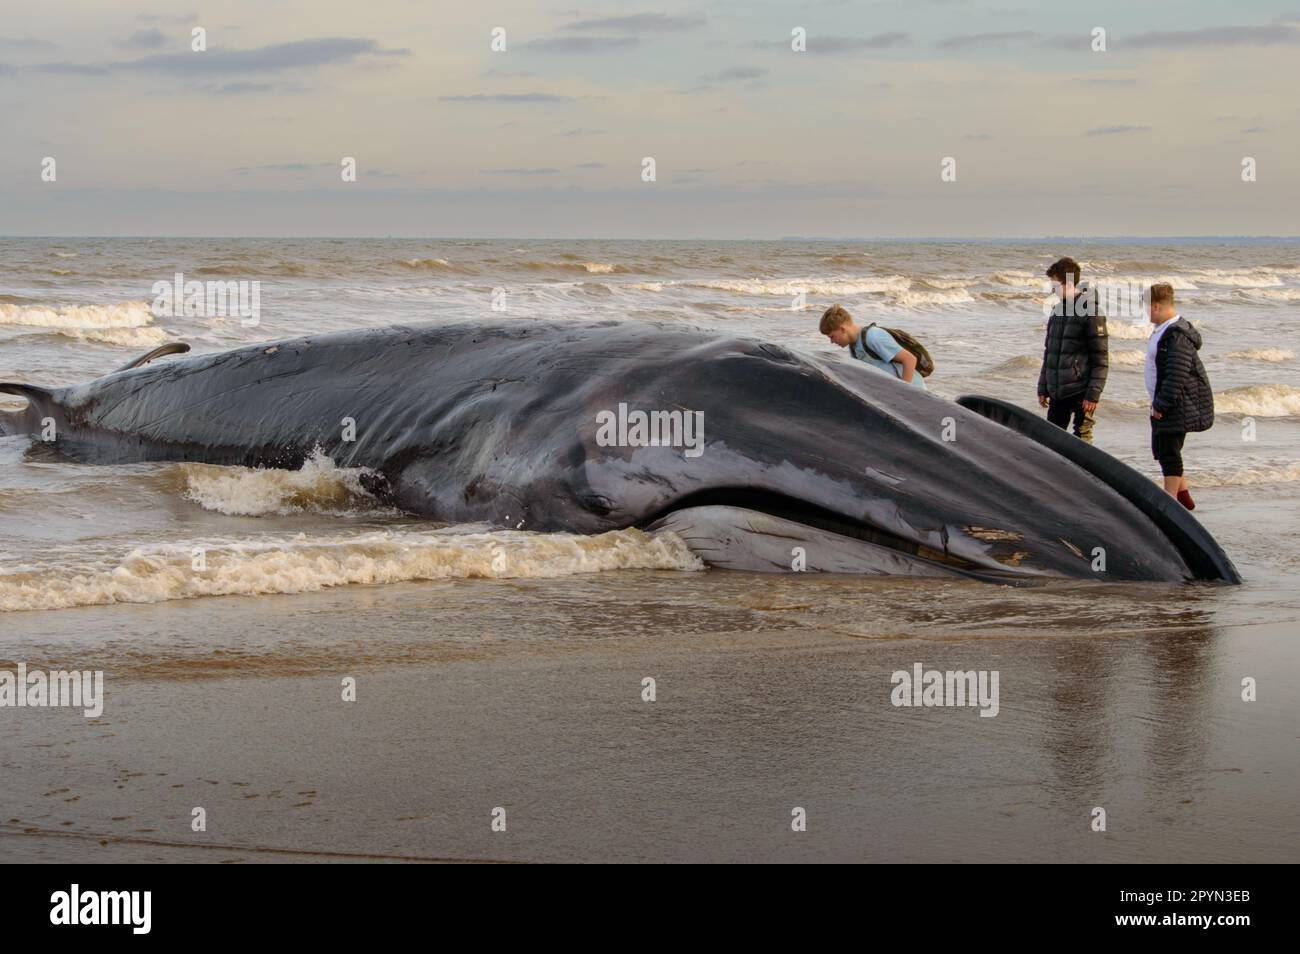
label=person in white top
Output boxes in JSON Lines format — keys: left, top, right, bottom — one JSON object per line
{"left": 1144, "top": 283, "right": 1216, "bottom": 510}
{"left": 1145, "top": 309, "right": 1180, "bottom": 401}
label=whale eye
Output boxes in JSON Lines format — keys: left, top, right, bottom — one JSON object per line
{"left": 580, "top": 493, "right": 613, "bottom": 516}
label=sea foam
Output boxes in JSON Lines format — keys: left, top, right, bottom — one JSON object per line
{"left": 0, "top": 527, "right": 703, "bottom": 611}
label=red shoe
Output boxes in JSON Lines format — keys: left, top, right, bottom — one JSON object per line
{"left": 1177, "top": 489, "right": 1195, "bottom": 511}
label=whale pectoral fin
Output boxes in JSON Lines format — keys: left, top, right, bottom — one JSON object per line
{"left": 956, "top": 393, "right": 1241, "bottom": 584}
{"left": 648, "top": 505, "right": 964, "bottom": 577}
{"left": 113, "top": 342, "right": 191, "bottom": 374}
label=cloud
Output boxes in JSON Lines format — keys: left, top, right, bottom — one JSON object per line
{"left": 1042, "top": 32, "right": 1095, "bottom": 49}
{"left": 562, "top": 128, "right": 604, "bottom": 137}
{"left": 1077, "top": 77, "right": 1140, "bottom": 87}
{"left": 125, "top": 37, "right": 407, "bottom": 73}
{"left": 575, "top": 162, "right": 605, "bottom": 169}
{"left": 1084, "top": 125, "right": 1150, "bottom": 136}
{"left": 963, "top": 132, "right": 993, "bottom": 141}
{"left": 703, "top": 66, "right": 766, "bottom": 82}
{"left": 481, "top": 68, "right": 539, "bottom": 77}
{"left": 938, "top": 31, "right": 1039, "bottom": 49}
{"left": 438, "top": 92, "right": 571, "bottom": 102}
{"left": 217, "top": 82, "right": 275, "bottom": 94}
{"left": 228, "top": 162, "right": 409, "bottom": 178}
{"left": 562, "top": 14, "right": 705, "bottom": 33}
{"left": 483, "top": 167, "right": 560, "bottom": 175}
{"left": 0, "top": 36, "right": 54, "bottom": 49}
{"left": 522, "top": 36, "right": 638, "bottom": 53}
{"left": 118, "top": 29, "right": 168, "bottom": 50}
{"left": 137, "top": 13, "right": 198, "bottom": 25}
{"left": 1127, "top": 25, "right": 1300, "bottom": 48}
{"left": 33, "top": 62, "right": 111, "bottom": 75}
{"left": 750, "top": 32, "right": 907, "bottom": 52}
{"left": 229, "top": 162, "right": 332, "bottom": 174}
{"left": 33, "top": 37, "right": 407, "bottom": 78}
{"left": 819, "top": 33, "right": 906, "bottom": 52}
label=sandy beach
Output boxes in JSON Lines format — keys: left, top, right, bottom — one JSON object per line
{"left": 4, "top": 561, "right": 1296, "bottom": 864}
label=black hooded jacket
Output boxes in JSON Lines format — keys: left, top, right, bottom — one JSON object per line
{"left": 1152, "top": 318, "right": 1214, "bottom": 433}
{"left": 1038, "top": 285, "right": 1109, "bottom": 403}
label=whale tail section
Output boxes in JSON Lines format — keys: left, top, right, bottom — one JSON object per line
{"left": 0, "top": 383, "right": 50, "bottom": 401}
{"left": 0, "top": 383, "right": 54, "bottom": 437}
{"left": 1, "top": 344, "right": 190, "bottom": 437}
{"left": 956, "top": 394, "right": 1241, "bottom": 584}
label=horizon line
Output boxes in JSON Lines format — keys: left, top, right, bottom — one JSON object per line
{"left": 4, "top": 234, "right": 1300, "bottom": 242}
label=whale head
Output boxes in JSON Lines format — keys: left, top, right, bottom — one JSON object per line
{"left": 383, "top": 324, "right": 1234, "bottom": 583}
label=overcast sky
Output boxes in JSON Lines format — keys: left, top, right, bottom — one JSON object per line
{"left": 1, "top": 0, "right": 1297, "bottom": 237}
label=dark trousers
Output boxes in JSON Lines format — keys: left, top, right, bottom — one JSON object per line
{"left": 1047, "top": 397, "right": 1095, "bottom": 443}
{"left": 1151, "top": 420, "right": 1187, "bottom": 478}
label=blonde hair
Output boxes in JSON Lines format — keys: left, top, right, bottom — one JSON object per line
{"left": 1147, "top": 283, "right": 1175, "bottom": 307}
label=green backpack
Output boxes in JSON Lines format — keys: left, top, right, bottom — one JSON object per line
{"left": 860, "top": 323, "right": 935, "bottom": 377}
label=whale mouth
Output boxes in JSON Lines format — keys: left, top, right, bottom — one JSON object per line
{"left": 641, "top": 487, "right": 1023, "bottom": 580}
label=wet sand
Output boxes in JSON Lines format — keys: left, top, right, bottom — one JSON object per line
{"left": 3, "top": 568, "right": 1295, "bottom": 863}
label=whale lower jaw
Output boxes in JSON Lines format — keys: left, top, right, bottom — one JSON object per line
{"left": 647, "top": 505, "right": 1038, "bottom": 582}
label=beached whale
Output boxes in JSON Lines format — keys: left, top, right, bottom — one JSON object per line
{"left": 0, "top": 320, "right": 1239, "bottom": 583}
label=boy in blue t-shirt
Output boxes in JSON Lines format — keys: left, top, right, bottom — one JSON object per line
{"left": 819, "top": 304, "right": 926, "bottom": 389}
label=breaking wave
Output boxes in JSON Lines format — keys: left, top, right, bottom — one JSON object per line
{"left": 888, "top": 287, "right": 975, "bottom": 307}
{"left": 1185, "top": 268, "right": 1286, "bottom": 287}
{"left": 1223, "top": 348, "right": 1294, "bottom": 362}
{"left": 0, "top": 300, "right": 155, "bottom": 330}
{"left": 685, "top": 276, "right": 911, "bottom": 296}
{"left": 518, "top": 260, "right": 639, "bottom": 275}
{"left": 1195, "top": 462, "right": 1300, "bottom": 488}
{"left": 1213, "top": 385, "right": 1300, "bottom": 417}
{"left": 984, "top": 354, "right": 1041, "bottom": 377}
{"left": 193, "top": 261, "right": 308, "bottom": 277}
{"left": 0, "top": 527, "right": 703, "bottom": 612}
{"left": 1106, "top": 321, "right": 1157, "bottom": 340}
{"left": 0, "top": 301, "right": 169, "bottom": 347}
{"left": 169, "top": 450, "right": 384, "bottom": 517}
{"left": 1109, "top": 349, "right": 1146, "bottom": 366}
{"left": 398, "top": 257, "right": 455, "bottom": 271}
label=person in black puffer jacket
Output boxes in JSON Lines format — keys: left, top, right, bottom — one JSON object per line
{"left": 1037, "top": 257, "right": 1108, "bottom": 443}
{"left": 1145, "top": 283, "right": 1214, "bottom": 510}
